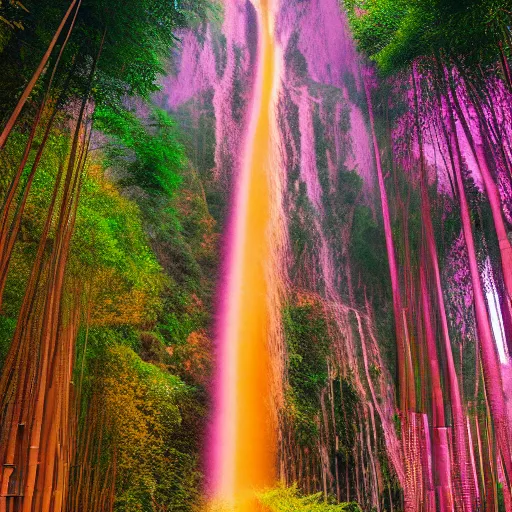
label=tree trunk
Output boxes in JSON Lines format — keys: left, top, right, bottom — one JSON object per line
{"left": 447, "top": 78, "right": 512, "bottom": 312}
{"left": 364, "top": 75, "right": 414, "bottom": 413}
{"left": 0, "top": 0, "right": 79, "bottom": 149}
{"left": 443, "top": 78, "right": 512, "bottom": 492}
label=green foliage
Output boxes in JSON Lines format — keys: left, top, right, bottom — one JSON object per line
{"left": 392, "top": 413, "right": 402, "bottom": 438}
{"left": 0, "top": 0, "right": 218, "bottom": 123}
{"left": 345, "top": 0, "right": 512, "bottom": 73}
{"left": 0, "top": 84, "right": 211, "bottom": 512}
{"left": 0, "top": 125, "right": 69, "bottom": 316}
{"left": 0, "top": 0, "right": 27, "bottom": 29}
{"left": 0, "top": 315, "right": 15, "bottom": 369}
{"left": 176, "top": 0, "right": 223, "bottom": 26}
{"left": 344, "top": 0, "right": 409, "bottom": 61}
{"left": 0, "top": 121, "right": 166, "bottom": 329}
{"left": 283, "top": 298, "right": 330, "bottom": 445}
{"left": 72, "top": 165, "right": 166, "bottom": 326}
{"left": 94, "top": 104, "right": 185, "bottom": 196}
{"left": 92, "top": 345, "right": 202, "bottom": 512}
{"left": 0, "top": 0, "right": 220, "bottom": 509}
{"left": 259, "top": 484, "right": 362, "bottom": 512}
{"left": 350, "top": 204, "right": 390, "bottom": 301}
{"left": 285, "top": 303, "right": 330, "bottom": 399}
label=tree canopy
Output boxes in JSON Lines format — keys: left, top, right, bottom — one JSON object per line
{"left": 345, "top": 0, "right": 512, "bottom": 72}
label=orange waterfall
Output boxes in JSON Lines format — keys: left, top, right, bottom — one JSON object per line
{"left": 210, "top": 0, "right": 283, "bottom": 509}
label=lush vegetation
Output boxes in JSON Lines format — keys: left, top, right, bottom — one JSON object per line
{"left": 0, "top": 0, "right": 218, "bottom": 510}
{"left": 345, "top": 0, "right": 512, "bottom": 510}
{"left": 283, "top": 297, "right": 331, "bottom": 446}
{"left": 344, "top": 0, "right": 512, "bottom": 74}
{"left": 259, "top": 485, "right": 362, "bottom": 512}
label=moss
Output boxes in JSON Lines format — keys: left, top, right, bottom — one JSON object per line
{"left": 282, "top": 297, "right": 331, "bottom": 446}
{"left": 0, "top": 314, "right": 15, "bottom": 370}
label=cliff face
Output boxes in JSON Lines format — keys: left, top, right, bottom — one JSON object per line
{"left": 161, "top": 0, "right": 512, "bottom": 510}
{"left": 161, "top": 2, "right": 402, "bottom": 509}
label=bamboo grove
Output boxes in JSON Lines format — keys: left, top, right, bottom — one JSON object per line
{"left": 1, "top": 0, "right": 512, "bottom": 511}
{"left": 0, "top": 1, "right": 218, "bottom": 510}
{"left": 346, "top": 0, "right": 512, "bottom": 509}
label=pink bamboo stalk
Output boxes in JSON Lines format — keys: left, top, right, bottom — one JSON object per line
{"left": 364, "top": 74, "right": 414, "bottom": 413}
{"left": 416, "top": 63, "right": 474, "bottom": 511}
{"left": 419, "top": 267, "right": 453, "bottom": 511}
{"left": 444, "top": 85, "right": 512, "bottom": 491}
{"left": 466, "top": 417, "right": 481, "bottom": 506}
{"left": 449, "top": 87, "right": 512, "bottom": 311}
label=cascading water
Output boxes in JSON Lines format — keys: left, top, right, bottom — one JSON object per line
{"left": 1, "top": 0, "right": 512, "bottom": 510}
{"left": 205, "top": 0, "right": 285, "bottom": 508}
{"left": 161, "top": 0, "right": 404, "bottom": 509}
{"left": 161, "top": 0, "right": 512, "bottom": 510}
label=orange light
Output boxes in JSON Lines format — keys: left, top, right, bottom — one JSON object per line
{"left": 211, "top": 0, "right": 278, "bottom": 510}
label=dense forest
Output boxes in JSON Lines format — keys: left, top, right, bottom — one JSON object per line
{"left": 0, "top": 0, "right": 511, "bottom": 511}
{"left": 0, "top": 1, "right": 218, "bottom": 510}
